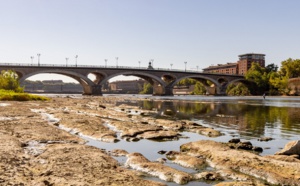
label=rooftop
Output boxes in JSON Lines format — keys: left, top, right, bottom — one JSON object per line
{"left": 238, "top": 53, "right": 266, "bottom": 57}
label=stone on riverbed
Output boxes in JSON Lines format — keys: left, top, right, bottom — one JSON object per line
{"left": 184, "top": 122, "right": 222, "bottom": 137}
{"left": 136, "top": 130, "right": 180, "bottom": 140}
{"left": 275, "top": 140, "right": 300, "bottom": 155}
{"left": 110, "top": 149, "right": 129, "bottom": 157}
{"left": 165, "top": 151, "right": 206, "bottom": 169}
{"left": 194, "top": 171, "right": 224, "bottom": 181}
{"left": 125, "top": 152, "right": 192, "bottom": 184}
{"left": 180, "top": 140, "right": 300, "bottom": 185}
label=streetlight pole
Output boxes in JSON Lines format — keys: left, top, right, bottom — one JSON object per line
{"left": 170, "top": 63, "right": 173, "bottom": 70}
{"left": 75, "top": 55, "right": 78, "bottom": 67}
{"left": 37, "top": 53, "right": 41, "bottom": 66}
{"left": 30, "top": 56, "right": 34, "bottom": 65}
{"left": 116, "top": 57, "right": 118, "bottom": 68}
{"left": 196, "top": 66, "right": 199, "bottom": 71}
{"left": 138, "top": 61, "right": 141, "bottom": 68}
{"left": 66, "top": 58, "right": 69, "bottom": 67}
{"left": 105, "top": 59, "right": 108, "bottom": 67}
{"left": 184, "top": 61, "right": 187, "bottom": 72}
{"left": 151, "top": 59, "right": 154, "bottom": 68}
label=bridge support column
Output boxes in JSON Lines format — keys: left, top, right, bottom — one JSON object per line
{"left": 152, "top": 84, "right": 173, "bottom": 96}
{"left": 83, "top": 85, "right": 102, "bottom": 96}
{"left": 215, "top": 84, "right": 227, "bottom": 96}
{"left": 91, "top": 85, "right": 103, "bottom": 95}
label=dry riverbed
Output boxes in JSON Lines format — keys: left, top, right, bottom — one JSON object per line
{"left": 0, "top": 96, "right": 299, "bottom": 185}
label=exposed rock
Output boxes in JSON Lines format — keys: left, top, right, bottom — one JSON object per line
{"left": 180, "top": 140, "right": 300, "bottom": 185}
{"left": 136, "top": 130, "right": 180, "bottom": 140}
{"left": 194, "top": 171, "right": 224, "bottom": 181}
{"left": 185, "top": 122, "right": 222, "bottom": 137}
{"left": 157, "top": 150, "right": 167, "bottom": 155}
{"left": 100, "top": 134, "right": 120, "bottom": 143}
{"left": 110, "top": 149, "right": 129, "bottom": 157}
{"left": 120, "top": 126, "right": 160, "bottom": 138}
{"left": 215, "top": 181, "right": 266, "bottom": 186}
{"left": 99, "top": 105, "right": 106, "bottom": 109}
{"left": 265, "top": 154, "right": 300, "bottom": 163}
{"left": 228, "top": 138, "right": 240, "bottom": 144}
{"left": 165, "top": 151, "right": 206, "bottom": 169}
{"left": 156, "top": 158, "right": 167, "bottom": 164}
{"left": 258, "top": 137, "right": 274, "bottom": 142}
{"left": 125, "top": 152, "right": 192, "bottom": 184}
{"left": 275, "top": 140, "right": 300, "bottom": 155}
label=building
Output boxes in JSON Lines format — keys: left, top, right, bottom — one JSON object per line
{"left": 109, "top": 79, "right": 145, "bottom": 93}
{"left": 237, "top": 53, "right": 265, "bottom": 75}
{"left": 202, "top": 63, "right": 237, "bottom": 75}
{"left": 202, "top": 53, "right": 265, "bottom": 75}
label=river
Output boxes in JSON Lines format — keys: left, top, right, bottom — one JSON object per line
{"left": 49, "top": 94, "right": 300, "bottom": 186}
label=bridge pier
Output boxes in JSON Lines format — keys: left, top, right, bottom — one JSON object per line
{"left": 152, "top": 84, "right": 174, "bottom": 96}
{"left": 83, "top": 85, "right": 102, "bottom": 96}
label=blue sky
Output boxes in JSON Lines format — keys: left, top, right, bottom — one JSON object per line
{"left": 1, "top": 0, "right": 300, "bottom": 81}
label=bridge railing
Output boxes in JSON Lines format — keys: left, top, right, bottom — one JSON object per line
{"left": 0, "top": 62, "right": 203, "bottom": 72}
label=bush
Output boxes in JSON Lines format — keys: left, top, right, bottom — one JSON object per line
{"left": 226, "top": 83, "right": 251, "bottom": 96}
{"left": 0, "top": 90, "right": 49, "bottom": 101}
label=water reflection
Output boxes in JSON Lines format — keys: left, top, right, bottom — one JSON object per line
{"left": 116, "top": 99, "right": 300, "bottom": 139}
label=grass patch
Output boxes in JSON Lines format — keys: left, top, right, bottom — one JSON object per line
{"left": 0, "top": 90, "right": 50, "bottom": 101}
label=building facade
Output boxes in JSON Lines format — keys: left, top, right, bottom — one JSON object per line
{"left": 202, "top": 53, "right": 265, "bottom": 75}
{"left": 237, "top": 53, "right": 265, "bottom": 75}
{"left": 202, "top": 63, "right": 237, "bottom": 75}
{"left": 109, "top": 79, "right": 145, "bottom": 93}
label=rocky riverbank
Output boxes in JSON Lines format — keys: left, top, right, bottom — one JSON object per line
{"left": 1, "top": 96, "right": 299, "bottom": 185}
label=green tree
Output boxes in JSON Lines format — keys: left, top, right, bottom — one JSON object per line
{"left": 191, "top": 82, "right": 206, "bottom": 95}
{"left": 139, "top": 83, "right": 153, "bottom": 94}
{"left": 268, "top": 58, "right": 300, "bottom": 95}
{"left": 177, "top": 78, "right": 197, "bottom": 86}
{"left": 226, "top": 83, "right": 251, "bottom": 96}
{"left": 245, "top": 62, "right": 269, "bottom": 94}
{"left": 280, "top": 58, "right": 300, "bottom": 78}
{"left": 0, "top": 70, "right": 23, "bottom": 92}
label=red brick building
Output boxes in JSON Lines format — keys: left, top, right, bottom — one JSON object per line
{"left": 202, "top": 53, "right": 265, "bottom": 75}
{"left": 202, "top": 63, "right": 237, "bottom": 75}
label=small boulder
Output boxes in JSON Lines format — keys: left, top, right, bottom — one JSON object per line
{"left": 258, "top": 137, "right": 274, "bottom": 142}
{"left": 228, "top": 138, "right": 240, "bottom": 144}
{"left": 158, "top": 150, "right": 167, "bottom": 155}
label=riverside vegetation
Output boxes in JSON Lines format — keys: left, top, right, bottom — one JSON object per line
{"left": 0, "top": 70, "right": 48, "bottom": 101}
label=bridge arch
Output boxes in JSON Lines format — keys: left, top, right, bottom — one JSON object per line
{"left": 99, "top": 71, "right": 167, "bottom": 95}
{"left": 169, "top": 75, "right": 222, "bottom": 95}
{"left": 19, "top": 69, "right": 96, "bottom": 95}
{"left": 87, "top": 70, "right": 107, "bottom": 84}
{"left": 225, "top": 78, "right": 254, "bottom": 94}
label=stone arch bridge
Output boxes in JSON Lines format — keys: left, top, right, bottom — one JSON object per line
{"left": 0, "top": 63, "right": 245, "bottom": 96}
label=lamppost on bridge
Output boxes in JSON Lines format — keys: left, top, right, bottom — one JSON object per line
{"left": 196, "top": 66, "right": 199, "bottom": 71}
{"left": 116, "top": 57, "right": 118, "bottom": 68}
{"left": 75, "top": 55, "right": 78, "bottom": 67}
{"left": 66, "top": 58, "right": 69, "bottom": 67}
{"left": 105, "top": 59, "right": 108, "bottom": 67}
{"left": 184, "top": 61, "right": 187, "bottom": 72}
{"left": 30, "top": 56, "right": 34, "bottom": 65}
{"left": 138, "top": 61, "right": 141, "bottom": 68}
{"left": 150, "top": 59, "right": 154, "bottom": 67}
{"left": 37, "top": 53, "right": 41, "bottom": 66}
{"left": 170, "top": 63, "right": 173, "bottom": 70}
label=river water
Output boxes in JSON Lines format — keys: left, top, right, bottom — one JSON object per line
{"left": 59, "top": 94, "right": 300, "bottom": 186}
